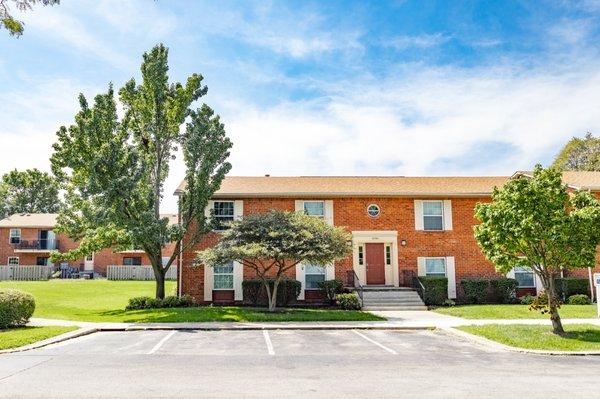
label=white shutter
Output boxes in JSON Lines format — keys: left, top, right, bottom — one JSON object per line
{"left": 534, "top": 273, "right": 543, "bottom": 295}
{"left": 417, "top": 257, "right": 426, "bottom": 276}
{"left": 204, "top": 200, "right": 213, "bottom": 218}
{"left": 204, "top": 265, "right": 213, "bottom": 302}
{"left": 443, "top": 200, "right": 453, "bottom": 231}
{"left": 295, "top": 200, "right": 304, "bottom": 212}
{"left": 326, "top": 262, "right": 335, "bottom": 281}
{"left": 233, "top": 261, "right": 243, "bottom": 301}
{"left": 446, "top": 256, "right": 456, "bottom": 299}
{"left": 325, "top": 200, "right": 334, "bottom": 226}
{"left": 296, "top": 263, "right": 305, "bottom": 300}
{"left": 234, "top": 200, "right": 244, "bottom": 220}
{"left": 414, "top": 200, "right": 424, "bottom": 230}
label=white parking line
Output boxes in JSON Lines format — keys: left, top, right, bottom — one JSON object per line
{"left": 262, "top": 330, "right": 275, "bottom": 355}
{"left": 352, "top": 330, "right": 398, "bottom": 355}
{"left": 147, "top": 331, "right": 176, "bottom": 355}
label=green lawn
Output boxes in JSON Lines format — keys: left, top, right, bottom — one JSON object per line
{"left": 458, "top": 324, "right": 600, "bottom": 351}
{"left": 0, "top": 326, "right": 78, "bottom": 350}
{"left": 0, "top": 280, "right": 382, "bottom": 323}
{"left": 434, "top": 304, "right": 597, "bottom": 319}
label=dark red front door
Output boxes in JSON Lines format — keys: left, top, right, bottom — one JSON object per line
{"left": 365, "top": 243, "right": 385, "bottom": 285}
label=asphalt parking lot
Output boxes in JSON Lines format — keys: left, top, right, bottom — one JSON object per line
{"left": 1, "top": 329, "right": 599, "bottom": 398}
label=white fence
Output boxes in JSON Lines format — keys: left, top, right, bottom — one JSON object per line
{"left": 106, "top": 265, "right": 178, "bottom": 281}
{"left": 0, "top": 265, "right": 53, "bottom": 281}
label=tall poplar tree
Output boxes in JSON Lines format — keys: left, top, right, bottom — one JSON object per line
{"left": 50, "top": 44, "right": 232, "bottom": 298}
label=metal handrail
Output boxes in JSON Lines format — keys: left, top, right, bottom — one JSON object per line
{"left": 348, "top": 270, "right": 364, "bottom": 308}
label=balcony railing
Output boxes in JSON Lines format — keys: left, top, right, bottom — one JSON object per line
{"left": 12, "top": 239, "right": 59, "bottom": 251}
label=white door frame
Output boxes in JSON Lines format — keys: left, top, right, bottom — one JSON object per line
{"left": 84, "top": 252, "right": 94, "bottom": 271}
{"left": 351, "top": 231, "right": 399, "bottom": 286}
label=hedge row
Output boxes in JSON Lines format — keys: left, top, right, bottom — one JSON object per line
{"left": 241, "top": 279, "right": 302, "bottom": 307}
{"left": 555, "top": 278, "right": 589, "bottom": 299}
{"left": 460, "top": 278, "right": 519, "bottom": 304}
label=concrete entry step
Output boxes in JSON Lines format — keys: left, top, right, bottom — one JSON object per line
{"left": 358, "top": 286, "right": 427, "bottom": 311}
{"left": 363, "top": 305, "right": 428, "bottom": 311}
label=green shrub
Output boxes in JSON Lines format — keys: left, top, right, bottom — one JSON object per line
{"left": 126, "top": 295, "right": 196, "bottom": 310}
{"left": 336, "top": 293, "right": 361, "bottom": 310}
{"left": 242, "top": 279, "right": 302, "bottom": 307}
{"left": 555, "top": 278, "right": 589, "bottom": 299}
{"left": 460, "top": 279, "right": 489, "bottom": 304}
{"left": 178, "top": 294, "right": 195, "bottom": 307}
{"left": 417, "top": 276, "right": 448, "bottom": 306}
{"left": 443, "top": 299, "right": 456, "bottom": 307}
{"left": 567, "top": 294, "right": 591, "bottom": 305}
{"left": 161, "top": 296, "right": 181, "bottom": 308}
{"left": 519, "top": 294, "right": 535, "bottom": 305}
{"left": 318, "top": 279, "right": 344, "bottom": 303}
{"left": 490, "top": 278, "right": 519, "bottom": 303}
{"left": 126, "top": 296, "right": 154, "bottom": 310}
{"left": 0, "top": 289, "right": 36, "bottom": 329}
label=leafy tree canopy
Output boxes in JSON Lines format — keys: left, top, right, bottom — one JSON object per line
{"left": 50, "top": 44, "right": 232, "bottom": 299}
{"left": 197, "top": 210, "right": 352, "bottom": 311}
{"left": 1, "top": 0, "right": 59, "bottom": 36}
{"left": 0, "top": 168, "right": 61, "bottom": 218}
{"left": 552, "top": 132, "right": 600, "bottom": 171}
{"left": 474, "top": 165, "right": 600, "bottom": 334}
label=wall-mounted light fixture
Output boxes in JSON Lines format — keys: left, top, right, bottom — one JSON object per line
{"left": 400, "top": 239, "right": 407, "bottom": 246}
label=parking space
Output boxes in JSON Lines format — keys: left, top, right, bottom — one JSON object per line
{"left": 2, "top": 329, "right": 600, "bottom": 398}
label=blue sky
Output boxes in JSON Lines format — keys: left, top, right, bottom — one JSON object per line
{"left": 2, "top": 0, "right": 600, "bottom": 211}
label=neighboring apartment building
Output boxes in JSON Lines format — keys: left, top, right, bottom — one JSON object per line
{"left": 0, "top": 213, "right": 178, "bottom": 276}
{"left": 176, "top": 172, "right": 600, "bottom": 303}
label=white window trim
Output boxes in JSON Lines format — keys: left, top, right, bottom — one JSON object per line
{"left": 295, "top": 200, "right": 334, "bottom": 226}
{"left": 305, "top": 263, "right": 326, "bottom": 290}
{"left": 212, "top": 200, "right": 235, "bottom": 231}
{"left": 417, "top": 256, "right": 457, "bottom": 299}
{"left": 358, "top": 245, "right": 364, "bottom": 266}
{"left": 303, "top": 200, "right": 325, "bottom": 218}
{"left": 9, "top": 229, "right": 21, "bottom": 244}
{"left": 213, "top": 262, "right": 234, "bottom": 291}
{"left": 512, "top": 266, "right": 536, "bottom": 288}
{"left": 367, "top": 204, "right": 381, "bottom": 218}
{"left": 385, "top": 244, "right": 391, "bottom": 266}
{"left": 422, "top": 200, "right": 444, "bottom": 231}
{"left": 7, "top": 256, "right": 19, "bottom": 266}
{"left": 424, "top": 256, "right": 447, "bottom": 276}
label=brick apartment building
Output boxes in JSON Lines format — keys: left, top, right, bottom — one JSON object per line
{"left": 176, "top": 171, "right": 600, "bottom": 303}
{"left": 0, "top": 213, "right": 177, "bottom": 276}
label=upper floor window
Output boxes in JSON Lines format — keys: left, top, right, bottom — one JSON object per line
{"left": 514, "top": 266, "right": 535, "bottom": 288}
{"left": 123, "top": 256, "right": 142, "bottom": 266}
{"left": 425, "top": 257, "right": 446, "bottom": 277}
{"left": 9, "top": 229, "right": 21, "bottom": 244}
{"left": 423, "top": 201, "right": 443, "bottom": 231}
{"left": 304, "top": 201, "right": 324, "bottom": 218}
{"left": 214, "top": 262, "right": 234, "bottom": 290}
{"left": 213, "top": 201, "right": 234, "bottom": 230}
{"left": 367, "top": 204, "right": 380, "bottom": 218}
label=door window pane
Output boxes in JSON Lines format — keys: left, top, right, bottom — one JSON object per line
{"left": 425, "top": 258, "right": 446, "bottom": 276}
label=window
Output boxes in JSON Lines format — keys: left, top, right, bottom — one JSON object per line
{"left": 304, "top": 201, "right": 324, "bottom": 218}
{"left": 214, "top": 262, "right": 234, "bottom": 290}
{"left": 423, "top": 201, "right": 443, "bottom": 231}
{"left": 425, "top": 258, "right": 446, "bottom": 277}
{"left": 123, "top": 257, "right": 142, "bottom": 266}
{"left": 385, "top": 245, "right": 391, "bottom": 265}
{"left": 9, "top": 229, "right": 21, "bottom": 244}
{"left": 305, "top": 263, "right": 326, "bottom": 289}
{"left": 514, "top": 266, "right": 535, "bottom": 288}
{"left": 367, "top": 204, "right": 380, "bottom": 218}
{"left": 8, "top": 257, "right": 19, "bottom": 266}
{"left": 358, "top": 245, "right": 364, "bottom": 265}
{"left": 36, "top": 257, "right": 48, "bottom": 266}
{"left": 213, "top": 201, "right": 234, "bottom": 230}
{"left": 86, "top": 254, "right": 94, "bottom": 262}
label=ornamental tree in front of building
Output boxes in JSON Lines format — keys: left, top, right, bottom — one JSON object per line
{"left": 196, "top": 210, "right": 352, "bottom": 311}
{"left": 474, "top": 165, "right": 600, "bottom": 335}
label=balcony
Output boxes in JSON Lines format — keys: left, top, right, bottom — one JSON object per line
{"left": 12, "top": 239, "right": 59, "bottom": 252}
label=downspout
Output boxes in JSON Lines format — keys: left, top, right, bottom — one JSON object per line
{"left": 178, "top": 194, "right": 183, "bottom": 298}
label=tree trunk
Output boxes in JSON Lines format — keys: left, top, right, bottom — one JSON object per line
{"left": 547, "top": 275, "right": 565, "bottom": 335}
{"left": 155, "top": 268, "right": 166, "bottom": 299}
{"left": 268, "top": 278, "right": 281, "bottom": 312}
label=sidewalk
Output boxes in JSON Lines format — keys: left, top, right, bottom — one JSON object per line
{"left": 29, "top": 311, "right": 600, "bottom": 330}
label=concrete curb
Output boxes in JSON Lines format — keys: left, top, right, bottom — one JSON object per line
{"left": 0, "top": 328, "right": 98, "bottom": 355}
{"left": 441, "top": 326, "right": 600, "bottom": 356}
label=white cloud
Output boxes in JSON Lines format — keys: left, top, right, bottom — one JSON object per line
{"left": 385, "top": 33, "right": 450, "bottom": 50}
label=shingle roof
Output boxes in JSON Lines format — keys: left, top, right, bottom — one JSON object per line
{"left": 0, "top": 213, "right": 58, "bottom": 228}
{"left": 175, "top": 176, "right": 511, "bottom": 198}
{"left": 175, "top": 171, "right": 600, "bottom": 198}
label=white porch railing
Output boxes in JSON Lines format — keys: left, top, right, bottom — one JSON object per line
{"left": 0, "top": 265, "right": 53, "bottom": 281}
{"left": 106, "top": 265, "right": 178, "bottom": 281}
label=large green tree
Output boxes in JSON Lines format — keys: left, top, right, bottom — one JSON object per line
{"left": 0, "top": 168, "right": 60, "bottom": 218}
{"left": 474, "top": 165, "right": 600, "bottom": 334}
{"left": 1, "top": 0, "right": 59, "bottom": 36}
{"left": 50, "top": 44, "right": 232, "bottom": 299}
{"left": 553, "top": 132, "right": 600, "bottom": 171}
{"left": 197, "top": 210, "right": 351, "bottom": 311}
